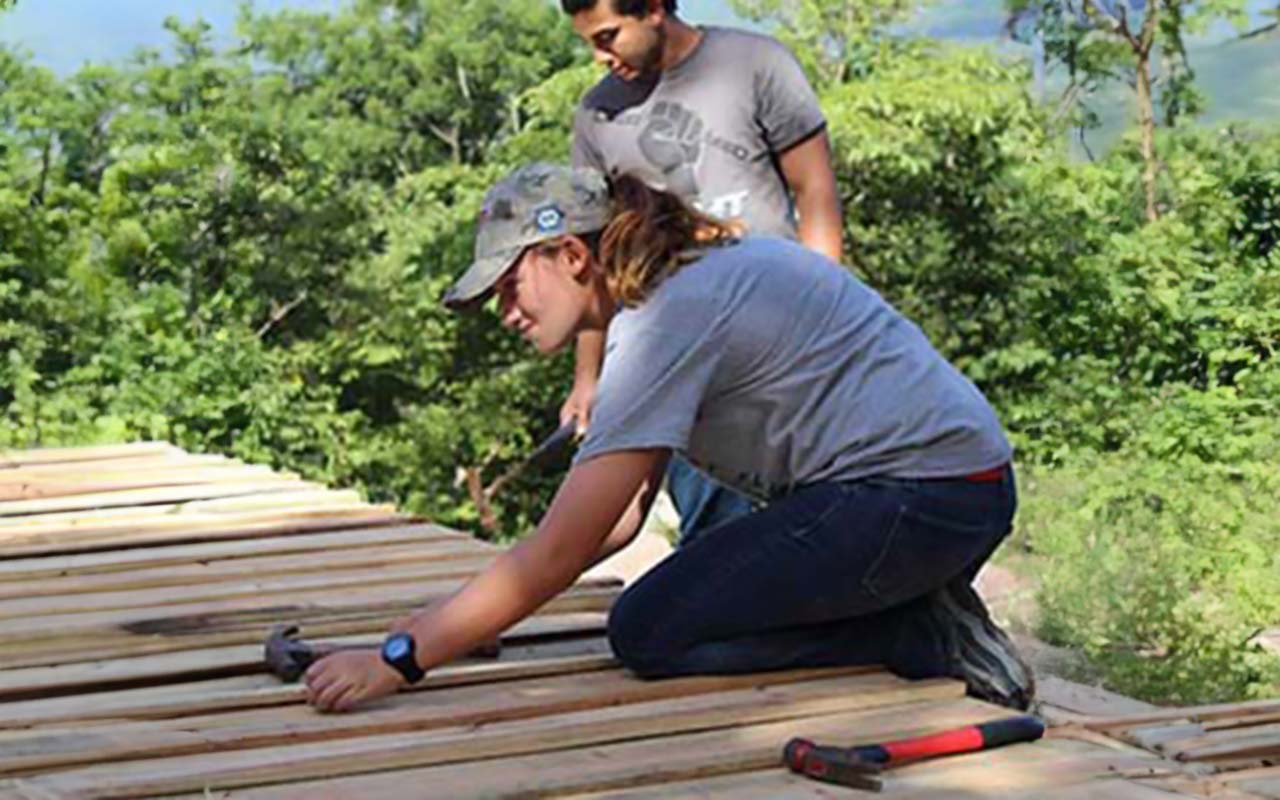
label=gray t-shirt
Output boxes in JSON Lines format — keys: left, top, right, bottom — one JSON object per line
{"left": 574, "top": 238, "right": 1013, "bottom": 500}
{"left": 571, "top": 26, "right": 825, "bottom": 239}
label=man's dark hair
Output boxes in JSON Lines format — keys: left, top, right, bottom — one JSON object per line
{"left": 561, "top": 0, "right": 677, "bottom": 17}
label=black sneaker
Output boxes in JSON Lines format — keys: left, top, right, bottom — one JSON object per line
{"left": 931, "top": 579, "right": 1035, "bottom": 711}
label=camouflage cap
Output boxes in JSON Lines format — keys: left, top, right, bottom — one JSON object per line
{"left": 443, "top": 163, "right": 611, "bottom": 309}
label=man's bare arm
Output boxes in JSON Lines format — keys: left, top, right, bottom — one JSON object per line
{"left": 563, "top": 329, "right": 606, "bottom": 432}
{"left": 779, "top": 130, "right": 844, "bottom": 263}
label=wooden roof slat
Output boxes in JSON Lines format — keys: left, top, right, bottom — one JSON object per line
{"left": 0, "top": 611, "right": 608, "bottom": 701}
{"left": 0, "top": 507, "right": 409, "bottom": 559}
{"left": 182, "top": 699, "right": 1007, "bottom": 800}
{"left": 0, "top": 540, "right": 493, "bottom": 600}
{"left": 0, "top": 667, "right": 904, "bottom": 775}
{"left": 0, "top": 523, "right": 470, "bottom": 581}
{"left": 0, "top": 442, "right": 182, "bottom": 468}
{"left": 0, "top": 638, "right": 617, "bottom": 729}
{"left": 1, "top": 443, "right": 1246, "bottom": 800}
{"left": 0, "top": 453, "right": 234, "bottom": 480}
{"left": 0, "top": 480, "right": 323, "bottom": 518}
{"left": 13, "top": 672, "right": 964, "bottom": 798}
{"left": 0, "top": 585, "right": 619, "bottom": 670}
{"left": 0, "top": 554, "right": 502, "bottom": 617}
{"left": 0, "top": 488, "right": 375, "bottom": 532}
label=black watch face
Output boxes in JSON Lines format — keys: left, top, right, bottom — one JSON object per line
{"left": 385, "top": 636, "right": 412, "bottom": 660}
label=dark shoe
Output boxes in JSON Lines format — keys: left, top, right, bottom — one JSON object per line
{"left": 931, "top": 579, "right": 1035, "bottom": 710}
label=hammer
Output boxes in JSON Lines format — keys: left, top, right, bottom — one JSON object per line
{"left": 783, "top": 715, "right": 1046, "bottom": 791}
{"left": 263, "top": 624, "right": 501, "bottom": 682}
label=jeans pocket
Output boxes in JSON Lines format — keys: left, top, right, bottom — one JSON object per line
{"left": 861, "top": 505, "right": 997, "bottom": 606}
{"left": 777, "top": 483, "right": 849, "bottom": 540}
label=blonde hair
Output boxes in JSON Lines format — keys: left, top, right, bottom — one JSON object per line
{"left": 595, "top": 174, "right": 741, "bottom": 307}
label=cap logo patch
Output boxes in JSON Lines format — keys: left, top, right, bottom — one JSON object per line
{"left": 534, "top": 204, "right": 565, "bottom": 234}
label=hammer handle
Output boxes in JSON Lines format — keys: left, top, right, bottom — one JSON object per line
{"left": 784, "top": 715, "right": 1045, "bottom": 788}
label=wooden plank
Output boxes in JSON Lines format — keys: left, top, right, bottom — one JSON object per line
{"left": 564, "top": 769, "right": 839, "bottom": 800}
{"left": 0, "top": 583, "right": 619, "bottom": 669}
{"left": 15, "top": 671, "right": 964, "bottom": 796}
{"left": 883, "top": 737, "right": 1176, "bottom": 799}
{"left": 1142, "top": 773, "right": 1276, "bottom": 800}
{"left": 569, "top": 741, "right": 1177, "bottom": 800}
{"left": 0, "top": 507, "right": 408, "bottom": 559}
{"left": 181, "top": 697, "right": 1001, "bottom": 800}
{"left": 1159, "top": 722, "right": 1280, "bottom": 761}
{"left": 0, "top": 667, "right": 904, "bottom": 775}
{"left": 1230, "top": 767, "right": 1280, "bottom": 799}
{"left": 1173, "top": 724, "right": 1280, "bottom": 763}
{"left": 0, "top": 488, "right": 372, "bottom": 532}
{"left": 0, "top": 637, "right": 617, "bottom": 729}
{"left": 0, "top": 442, "right": 181, "bottom": 468}
{"left": 1086, "top": 699, "right": 1280, "bottom": 732}
{"left": 1144, "top": 766, "right": 1280, "bottom": 800}
{"left": 0, "top": 612, "right": 607, "bottom": 701}
{"left": 0, "top": 480, "right": 319, "bottom": 517}
{"left": 0, "top": 524, "right": 475, "bottom": 581}
{"left": 1122, "top": 722, "right": 1208, "bottom": 752}
{"left": 0, "top": 554, "right": 501, "bottom": 617}
{"left": 0, "top": 463, "right": 298, "bottom": 500}
{"left": 0, "top": 453, "right": 232, "bottom": 480}
{"left": 0, "top": 576, "right": 617, "bottom": 643}
{"left": 1207, "top": 711, "right": 1280, "bottom": 732}
{"left": 0, "top": 540, "right": 492, "bottom": 600}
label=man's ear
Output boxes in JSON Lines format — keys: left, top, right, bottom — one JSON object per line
{"left": 647, "top": 0, "right": 667, "bottom": 23}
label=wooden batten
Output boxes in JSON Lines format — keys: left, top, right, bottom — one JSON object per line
{"left": 1, "top": 443, "right": 1240, "bottom": 800}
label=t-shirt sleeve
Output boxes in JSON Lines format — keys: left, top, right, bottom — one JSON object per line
{"left": 573, "top": 303, "right": 723, "bottom": 466}
{"left": 752, "top": 38, "right": 827, "bottom": 154}
{"left": 570, "top": 106, "right": 606, "bottom": 172}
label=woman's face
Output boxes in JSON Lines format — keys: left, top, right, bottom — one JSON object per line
{"left": 494, "top": 242, "right": 593, "bottom": 355}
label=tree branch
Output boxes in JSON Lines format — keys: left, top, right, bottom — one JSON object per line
{"left": 1240, "top": 21, "right": 1278, "bottom": 40}
{"left": 256, "top": 289, "right": 309, "bottom": 339}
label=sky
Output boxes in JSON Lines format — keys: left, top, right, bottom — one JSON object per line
{"left": 4, "top": 0, "right": 1270, "bottom": 77}
{"left": 0, "top": 0, "right": 1273, "bottom": 133}
{"left": 0, "top": 0, "right": 1006, "bottom": 75}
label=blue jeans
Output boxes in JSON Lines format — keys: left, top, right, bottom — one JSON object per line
{"left": 665, "top": 455, "right": 755, "bottom": 546}
{"left": 609, "top": 467, "right": 1016, "bottom": 680}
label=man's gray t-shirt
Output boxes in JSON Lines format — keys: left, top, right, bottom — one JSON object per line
{"left": 571, "top": 26, "right": 825, "bottom": 239}
{"left": 574, "top": 238, "right": 1012, "bottom": 500}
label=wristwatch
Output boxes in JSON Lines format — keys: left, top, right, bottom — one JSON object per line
{"left": 380, "top": 632, "right": 426, "bottom": 684}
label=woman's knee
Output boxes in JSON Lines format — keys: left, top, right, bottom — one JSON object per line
{"left": 607, "top": 591, "right": 679, "bottom": 678}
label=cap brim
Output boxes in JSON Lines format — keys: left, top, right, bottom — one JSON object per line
{"left": 442, "top": 245, "right": 525, "bottom": 311}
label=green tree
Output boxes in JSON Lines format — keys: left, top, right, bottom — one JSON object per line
{"left": 1007, "top": 0, "right": 1249, "bottom": 221}
{"left": 730, "top": 0, "right": 927, "bottom": 86}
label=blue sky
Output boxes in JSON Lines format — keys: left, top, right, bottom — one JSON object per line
{"left": 0, "top": 1, "right": 1270, "bottom": 76}
{"left": 2, "top": 1, "right": 999, "bottom": 74}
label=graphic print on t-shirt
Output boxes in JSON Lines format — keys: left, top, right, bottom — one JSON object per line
{"left": 618, "top": 100, "right": 753, "bottom": 220}
{"left": 637, "top": 100, "right": 704, "bottom": 196}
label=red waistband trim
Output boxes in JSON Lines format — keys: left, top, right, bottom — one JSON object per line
{"left": 962, "top": 464, "right": 1009, "bottom": 483}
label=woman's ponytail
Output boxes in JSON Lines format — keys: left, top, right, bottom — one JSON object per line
{"left": 596, "top": 174, "right": 740, "bottom": 307}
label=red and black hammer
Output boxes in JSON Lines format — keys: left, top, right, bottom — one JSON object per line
{"left": 784, "top": 715, "right": 1046, "bottom": 791}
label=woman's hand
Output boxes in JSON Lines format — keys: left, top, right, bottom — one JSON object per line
{"left": 304, "top": 649, "right": 405, "bottom": 713}
{"left": 559, "top": 376, "right": 597, "bottom": 435}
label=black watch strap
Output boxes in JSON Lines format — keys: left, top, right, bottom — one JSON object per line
{"left": 380, "top": 632, "right": 426, "bottom": 684}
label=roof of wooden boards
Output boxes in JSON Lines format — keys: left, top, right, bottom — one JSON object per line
{"left": 0, "top": 442, "right": 1275, "bottom": 799}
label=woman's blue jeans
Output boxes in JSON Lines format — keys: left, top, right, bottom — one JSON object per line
{"left": 609, "top": 467, "right": 1017, "bottom": 680}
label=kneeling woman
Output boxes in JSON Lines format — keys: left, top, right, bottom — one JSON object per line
{"left": 304, "top": 163, "right": 1033, "bottom": 713}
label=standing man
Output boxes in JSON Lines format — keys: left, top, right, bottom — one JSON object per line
{"left": 559, "top": 0, "right": 844, "bottom": 543}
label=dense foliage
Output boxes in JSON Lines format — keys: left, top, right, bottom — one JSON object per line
{"left": 1, "top": 0, "right": 1276, "bottom": 702}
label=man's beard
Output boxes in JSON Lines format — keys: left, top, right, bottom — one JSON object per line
{"left": 632, "top": 25, "right": 666, "bottom": 79}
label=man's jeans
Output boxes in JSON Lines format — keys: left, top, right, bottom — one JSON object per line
{"left": 665, "top": 455, "right": 755, "bottom": 546}
{"left": 610, "top": 467, "right": 1017, "bottom": 680}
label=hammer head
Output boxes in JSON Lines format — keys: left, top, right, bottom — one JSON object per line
{"left": 263, "top": 623, "right": 319, "bottom": 682}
